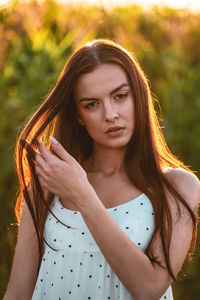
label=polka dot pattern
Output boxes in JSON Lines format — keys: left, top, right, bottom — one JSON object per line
{"left": 31, "top": 194, "right": 173, "bottom": 300}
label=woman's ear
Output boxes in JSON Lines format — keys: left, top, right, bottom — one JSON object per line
{"left": 78, "top": 117, "right": 85, "bottom": 126}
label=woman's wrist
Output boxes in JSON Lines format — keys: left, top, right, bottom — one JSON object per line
{"left": 75, "top": 185, "right": 104, "bottom": 214}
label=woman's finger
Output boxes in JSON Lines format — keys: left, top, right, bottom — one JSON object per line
{"left": 39, "top": 142, "right": 57, "bottom": 163}
{"left": 35, "top": 165, "right": 46, "bottom": 179}
{"left": 35, "top": 152, "right": 49, "bottom": 171}
{"left": 50, "top": 136, "right": 73, "bottom": 163}
{"left": 37, "top": 175, "right": 48, "bottom": 193}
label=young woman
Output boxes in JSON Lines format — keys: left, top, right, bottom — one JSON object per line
{"left": 3, "top": 39, "right": 200, "bottom": 300}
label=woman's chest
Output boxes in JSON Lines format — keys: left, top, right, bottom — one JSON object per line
{"left": 87, "top": 173, "right": 143, "bottom": 209}
{"left": 60, "top": 173, "right": 142, "bottom": 211}
{"left": 44, "top": 194, "right": 155, "bottom": 253}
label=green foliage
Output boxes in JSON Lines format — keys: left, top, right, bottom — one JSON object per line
{"left": 0, "top": 1, "right": 199, "bottom": 298}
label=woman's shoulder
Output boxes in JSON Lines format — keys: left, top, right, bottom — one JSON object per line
{"left": 163, "top": 167, "right": 200, "bottom": 211}
{"left": 163, "top": 167, "right": 199, "bottom": 190}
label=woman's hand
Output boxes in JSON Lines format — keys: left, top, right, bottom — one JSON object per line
{"left": 35, "top": 136, "right": 91, "bottom": 206}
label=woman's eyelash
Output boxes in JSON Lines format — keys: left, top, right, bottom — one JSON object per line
{"left": 84, "top": 102, "right": 98, "bottom": 109}
{"left": 84, "top": 92, "right": 129, "bottom": 109}
{"left": 114, "top": 92, "right": 129, "bottom": 99}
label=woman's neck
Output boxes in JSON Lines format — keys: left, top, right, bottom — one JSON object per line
{"left": 83, "top": 145, "right": 126, "bottom": 176}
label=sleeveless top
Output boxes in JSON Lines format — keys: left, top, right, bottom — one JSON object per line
{"left": 31, "top": 193, "right": 173, "bottom": 300}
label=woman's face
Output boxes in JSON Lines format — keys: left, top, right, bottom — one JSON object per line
{"left": 74, "top": 63, "right": 135, "bottom": 150}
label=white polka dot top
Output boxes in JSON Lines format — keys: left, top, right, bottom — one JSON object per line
{"left": 31, "top": 193, "right": 173, "bottom": 300}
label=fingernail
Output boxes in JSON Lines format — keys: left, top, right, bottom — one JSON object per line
{"left": 50, "top": 136, "right": 58, "bottom": 144}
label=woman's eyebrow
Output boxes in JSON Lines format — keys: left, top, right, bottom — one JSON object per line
{"left": 79, "top": 83, "right": 130, "bottom": 102}
{"left": 110, "top": 83, "right": 129, "bottom": 95}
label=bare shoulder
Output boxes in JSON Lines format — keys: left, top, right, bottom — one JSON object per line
{"left": 164, "top": 167, "right": 200, "bottom": 212}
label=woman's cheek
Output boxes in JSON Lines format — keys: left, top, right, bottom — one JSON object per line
{"left": 85, "top": 124, "right": 97, "bottom": 138}
{"left": 85, "top": 121, "right": 101, "bottom": 141}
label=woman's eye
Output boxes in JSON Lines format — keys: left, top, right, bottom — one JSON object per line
{"left": 84, "top": 102, "right": 98, "bottom": 109}
{"left": 114, "top": 92, "right": 128, "bottom": 100}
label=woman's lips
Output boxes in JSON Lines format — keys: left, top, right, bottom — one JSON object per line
{"left": 105, "top": 127, "right": 125, "bottom": 137}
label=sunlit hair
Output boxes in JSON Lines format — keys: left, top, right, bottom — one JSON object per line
{"left": 15, "top": 39, "right": 198, "bottom": 279}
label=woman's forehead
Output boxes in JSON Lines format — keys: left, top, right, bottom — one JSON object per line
{"left": 74, "top": 63, "right": 129, "bottom": 99}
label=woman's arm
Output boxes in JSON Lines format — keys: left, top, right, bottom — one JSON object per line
{"left": 77, "top": 168, "right": 200, "bottom": 300}
{"left": 3, "top": 199, "right": 39, "bottom": 300}
{"left": 35, "top": 140, "right": 200, "bottom": 300}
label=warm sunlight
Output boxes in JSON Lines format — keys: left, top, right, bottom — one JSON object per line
{"left": 0, "top": 0, "right": 200, "bottom": 11}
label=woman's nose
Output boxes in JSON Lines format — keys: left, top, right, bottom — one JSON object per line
{"left": 104, "top": 102, "right": 119, "bottom": 122}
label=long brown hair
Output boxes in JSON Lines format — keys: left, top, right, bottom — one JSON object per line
{"left": 15, "top": 39, "right": 198, "bottom": 280}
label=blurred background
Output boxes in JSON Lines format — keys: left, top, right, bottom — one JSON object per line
{"left": 0, "top": 0, "right": 200, "bottom": 299}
